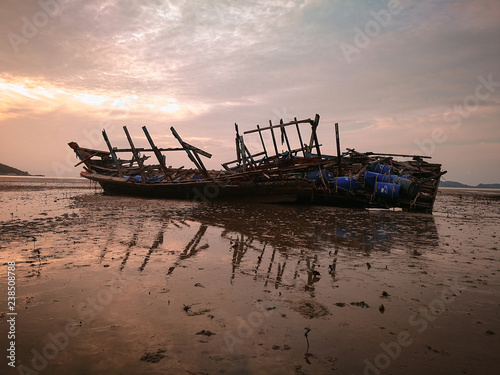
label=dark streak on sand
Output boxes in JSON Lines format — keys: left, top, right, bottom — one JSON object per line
{"left": 140, "top": 349, "right": 167, "bottom": 363}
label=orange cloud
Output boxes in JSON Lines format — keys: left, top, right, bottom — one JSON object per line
{"left": 0, "top": 76, "right": 212, "bottom": 122}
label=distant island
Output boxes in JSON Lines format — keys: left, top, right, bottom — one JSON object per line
{"left": 0, "top": 162, "right": 44, "bottom": 176}
{"left": 440, "top": 180, "right": 500, "bottom": 189}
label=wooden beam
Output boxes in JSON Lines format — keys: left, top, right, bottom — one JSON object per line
{"left": 123, "top": 126, "right": 147, "bottom": 182}
{"left": 192, "top": 151, "right": 208, "bottom": 177}
{"left": 269, "top": 120, "right": 279, "bottom": 157}
{"left": 243, "top": 118, "right": 313, "bottom": 135}
{"left": 294, "top": 117, "right": 306, "bottom": 157}
{"left": 256, "top": 124, "right": 268, "bottom": 160}
{"left": 170, "top": 127, "right": 209, "bottom": 179}
{"left": 243, "top": 141, "right": 257, "bottom": 169}
{"left": 74, "top": 152, "right": 100, "bottom": 167}
{"left": 113, "top": 147, "right": 185, "bottom": 153}
{"left": 364, "top": 152, "right": 432, "bottom": 159}
{"left": 335, "top": 122, "right": 341, "bottom": 174}
{"left": 280, "top": 119, "right": 292, "bottom": 156}
{"left": 239, "top": 135, "right": 246, "bottom": 172}
{"left": 142, "top": 126, "right": 172, "bottom": 180}
{"left": 181, "top": 144, "right": 212, "bottom": 159}
{"left": 235, "top": 123, "right": 241, "bottom": 164}
{"left": 102, "top": 129, "right": 123, "bottom": 177}
{"left": 310, "top": 114, "right": 321, "bottom": 157}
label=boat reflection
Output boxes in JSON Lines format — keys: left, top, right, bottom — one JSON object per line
{"left": 168, "top": 202, "right": 438, "bottom": 294}
{"left": 88, "top": 199, "right": 438, "bottom": 294}
{"left": 190, "top": 202, "right": 439, "bottom": 253}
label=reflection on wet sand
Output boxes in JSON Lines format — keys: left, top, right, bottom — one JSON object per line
{"left": 195, "top": 202, "right": 439, "bottom": 250}
{"left": 71, "top": 198, "right": 440, "bottom": 296}
{"left": 139, "top": 226, "right": 165, "bottom": 272}
{"left": 118, "top": 231, "right": 138, "bottom": 272}
{"left": 167, "top": 223, "right": 209, "bottom": 276}
{"left": 178, "top": 202, "right": 440, "bottom": 292}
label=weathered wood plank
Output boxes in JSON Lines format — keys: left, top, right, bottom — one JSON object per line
{"left": 243, "top": 118, "right": 313, "bottom": 134}
{"left": 142, "top": 126, "right": 172, "bottom": 180}
{"left": 123, "top": 126, "right": 147, "bottom": 182}
{"left": 102, "top": 129, "right": 123, "bottom": 177}
{"left": 170, "top": 126, "right": 209, "bottom": 179}
{"left": 269, "top": 120, "right": 279, "bottom": 157}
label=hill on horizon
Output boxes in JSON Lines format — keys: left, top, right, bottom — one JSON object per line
{"left": 0, "top": 162, "right": 31, "bottom": 176}
{"left": 440, "top": 180, "right": 500, "bottom": 189}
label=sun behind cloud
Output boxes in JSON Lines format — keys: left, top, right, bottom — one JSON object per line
{"left": 0, "top": 75, "right": 212, "bottom": 122}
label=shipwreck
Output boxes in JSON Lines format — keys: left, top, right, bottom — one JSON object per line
{"left": 69, "top": 114, "right": 446, "bottom": 212}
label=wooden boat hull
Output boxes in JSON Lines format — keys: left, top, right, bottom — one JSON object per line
{"left": 81, "top": 172, "right": 437, "bottom": 211}
{"left": 82, "top": 172, "right": 309, "bottom": 202}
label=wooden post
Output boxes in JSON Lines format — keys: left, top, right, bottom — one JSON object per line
{"left": 123, "top": 126, "right": 147, "bottom": 182}
{"left": 294, "top": 117, "right": 306, "bottom": 157}
{"left": 309, "top": 114, "right": 321, "bottom": 157}
{"left": 256, "top": 124, "right": 268, "bottom": 161}
{"left": 269, "top": 120, "right": 279, "bottom": 157}
{"left": 239, "top": 135, "right": 246, "bottom": 172}
{"left": 192, "top": 151, "right": 208, "bottom": 178}
{"left": 280, "top": 119, "right": 292, "bottom": 157}
{"left": 235, "top": 123, "right": 241, "bottom": 164}
{"left": 234, "top": 123, "right": 256, "bottom": 169}
{"left": 170, "top": 127, "right": 209, "bottom": 179}
{"left": 102, "top": 129, "right": 123, "bottom": 177}
{"left": 142, "top": 126, "right": 171, "bottom": 180}
{"left": 335, "top": 122, "right": 342, "bottom": 174}
{"left": 243, "top": 141, "right": 257, "bottom": 169}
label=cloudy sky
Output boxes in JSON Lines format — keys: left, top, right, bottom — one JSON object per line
{"left": 0, "top": 0, "right": 499, "bottom": 184}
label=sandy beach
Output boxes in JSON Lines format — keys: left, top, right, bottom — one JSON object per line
{"left": 1, "top": 177, "right": 499, "bottom": 374}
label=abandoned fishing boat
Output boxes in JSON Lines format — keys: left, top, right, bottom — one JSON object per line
{"left": 69, "top": 114, "right": 446, "bottom": 212}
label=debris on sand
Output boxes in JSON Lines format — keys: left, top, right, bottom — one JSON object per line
{"left": 379, "top": 304, "right": 385, "bottom": 314}
{"left": 140, "top": 349, "right": 166, "bottom": 363}
{"left": 304, "top": 327, "right": 311, "bottom": 353}
{"left": 196, "top": 330, "right": 215, "bottom": 336}
{"left": 350, "top": 301, "right": 370, "bottom": 308}
{"left": 289, "top": 300, "right": 330, "bottom": 319}
{"left": 188, "top": 308, "right": 211, "bottom": 316}
{"left": 182, "top": 303, "right": 210, "bottom": 316}
{"left": 425, "top": 345, "right": 450, "bottom": 356}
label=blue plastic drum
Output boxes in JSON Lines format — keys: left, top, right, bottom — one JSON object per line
{"left": 369, "top": 164, "right": 393, "bottom": 175}
{"left": 334, "top": 176, "right": 359, "bottom": 191}
{"left": 374, "top": 182, "right": 400, "bottom": 200}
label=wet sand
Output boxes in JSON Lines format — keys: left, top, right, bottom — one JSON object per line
{"left": 1, "top": 177, "right": 499, "bottom": 374}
